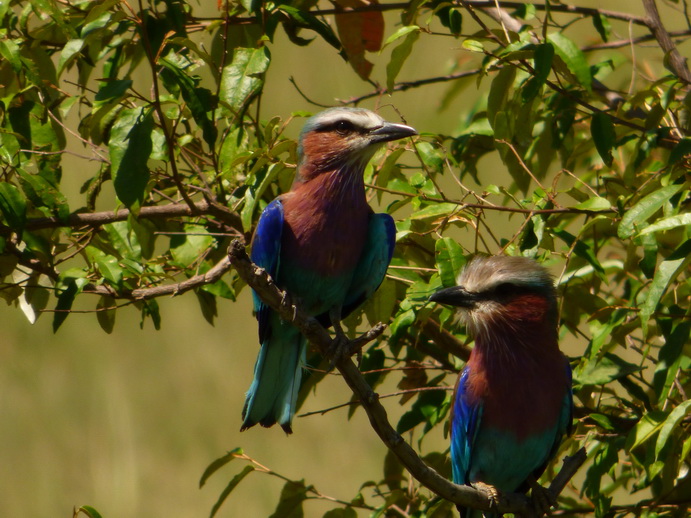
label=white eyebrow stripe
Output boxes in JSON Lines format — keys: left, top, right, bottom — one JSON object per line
{"left": 311, "top": 109, "right": 384, "bottom": 131}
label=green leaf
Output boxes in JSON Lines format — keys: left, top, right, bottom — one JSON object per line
{"left": 592, "top": 13, "right": 611, "bottom": 42}
{"left": 200, "top": 448, "right": 244, "bottom": 488}
{"left": 591, "top": 112, "right": 616, "bottom": 167}
{"left": 269, "top": 480, "right": 309, "bottom": 518}
{"left": 96, "top": 296, "right": 116, "bottom": 334}
{"left": 93, "top": 79, "right": 132, "bottom": 109}
{"left": 415, "top": 141, "right": 444, "bottom": 174}
{"left": 220, "top": 47, "right": 271, "bottom": 115}
{"left": 103, "top": 221, "right": 142, "bottom": 260}
{"left": 435, "top": 238, "right": 466, "bottom": 287}
{"left": 18, "top": 169, "right": 70, "bottom": 220}
{"left": 160, "top": 55, "right": 217, "bottom": 149}
{"left": 640, "top": 239, "right": 691, "bottom": 331}
{"left": 74, "top": 505, "right": 104, "bottom": 518}
{"left": 386, "top": 28, "right": 419, "bottom": 92}
{"left": 637, "top": 213, "right": 691, "bottom": 236}
{"left": 408, "top": 202, "right": 457, "bottom": 220}
{"left": 109, "top": 107, "right": 154, "bottom": 212}
{"left": 277, "top": 5, "right": 343, "bottom": 52}
{"left": 0, "top": 182, "right": 27, "bottom": 234}
{"left": 383, "top": 25, "right": 419, "bottom": 48}
{"left": 53, "top": 274, "right": 88, "bottom": 332}
{"left": 170, "top": 225, "right": 214, "bottom": 268}
{"left": 574, "top": 353, "right": 641, "bottom": 386}
{"left": 655, "top": 400, "right": 691, "bottom": 459}
{"left": 618, "top": 184, "right": 683, "bottom": 239}
{"left": 627, "top": 411, "right": 666, "bottom": 451}
{"left": 574, "top": 196, "right": 612, "bottom": 211}
{"left": 0, "top": 38, "right": 22, "bottom": 73}
{"left": 57, "top": 38, "right": 85, "bottom": 76}
{"left": 547, "top": 32, "right": 591, "bottom": 90}
{"left": 487, "top": 66, "right": 516, "bottom": 128}
{"left": 522, "top": 42, "right": 554, "bottom": 102}
{"left": 668, "top": 137, "right": 691, "bottom": 165}
{"left": 209, "top": 465, "right": 255, "bottom": 518}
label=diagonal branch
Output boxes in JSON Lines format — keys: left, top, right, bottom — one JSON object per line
{"left": 642, "top": 0, "right": 691, "bottom": 85}
{"left": 227, "top": 239, "right": 586, "bottom": 515}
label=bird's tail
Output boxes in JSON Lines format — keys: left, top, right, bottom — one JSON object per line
{"left": 241, "top": 324, "right": 306, "bottom": 434}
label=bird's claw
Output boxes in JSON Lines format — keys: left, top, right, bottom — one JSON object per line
{"left": 528, "top": 478, "right": 556, "bottom": 517}
{"left": 472, "top": 481, "right": 501, "bottom": 512}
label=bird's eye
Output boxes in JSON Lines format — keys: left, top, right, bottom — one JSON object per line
{"left": 334, "top": 120, "right": 355, "bottom": 134}
{"left": 494, "top": 283, "right": 516, "bottom": 297}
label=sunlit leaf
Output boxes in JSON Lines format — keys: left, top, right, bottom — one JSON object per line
{"left": 385, "top": 27, "right": 419, "bottom": 92}
{"left": 435, "top": 238, "right": 466, "bottom": 287}
{"left": 640, "top": 239, "right": 691, "bottom": 332}
{"left": 618, "top": 184, "right": 683, "bottom": 239}
{"left": 547, "top": 32, "right": 591, "bottom": 90}
{"left": 655, "top": 400, "right": 691, "bottom": 459}
{"left": 220, "top": 47, "right": 271, "bottom": 115}
{"left": 637, "top": 213, "right": 691, "bottom": 236}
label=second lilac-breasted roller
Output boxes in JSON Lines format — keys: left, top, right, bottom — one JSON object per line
{"left": 242, "top": 107, "right": 417, "bottom": 433}
{"left": 430, "top": 256, "right": 572, "bottom": 517}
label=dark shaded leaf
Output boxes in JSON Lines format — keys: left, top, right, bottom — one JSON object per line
{"left": 0, "top": 182, "right": 27, "bottom": 234}
{"left": 109, "top": 107, "right": 154, "bottom": 212}
{"left": 269, "top": 480, "right": 309, "bottom": 518}
{"left": 522, "top": 43, "right": 554, "bottom": 102}
{"left": 209, "top": 465, "right": 255, "bottom": 518}
{"left": 591, "top": 112, "right": 616, "bottom": 167}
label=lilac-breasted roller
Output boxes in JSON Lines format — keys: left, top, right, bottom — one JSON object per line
{"left": 242, "top": 107, "right": 417, "bottom": 433}
{"left": 429, "top": 256, "right": 573, "bottom": 517}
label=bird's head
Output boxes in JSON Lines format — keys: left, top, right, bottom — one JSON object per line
{"left": 296, "top": 107, "right": 417, "bottom": 181}
{"left": 429, "top": 255, "right": 558, "bottom": 341}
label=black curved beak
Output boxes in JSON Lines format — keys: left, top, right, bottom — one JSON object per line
{"left": 369, "top": 121, "right": 417, "bottom": 144}
{"left": 429, "top": 286, "right": 479, "bottom": 308}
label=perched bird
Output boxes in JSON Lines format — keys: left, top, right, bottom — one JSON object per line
{"left": 242, "top": 107, "right": 417, "bottom": 433}
{"left": 429, "top": 256, "right": 572, "bottom": 517}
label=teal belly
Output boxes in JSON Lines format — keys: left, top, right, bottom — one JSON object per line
{"left": 278, "top": 263, "right": 353, "bottom": 317}
{"left": 469, "top": 425, "right": 557, "bottom": 491}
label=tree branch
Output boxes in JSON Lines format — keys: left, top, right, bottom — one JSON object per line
{"left": 0, "top": 200, "right": 244, "bottom": 235}
{"left": 642, "top": 0, "right": 691, "bottom": 85}
{"left": 82, "top": 254, "right": 234, "bottom": 300}
{"left": 227, "top": 239, "right": 586, "bottom": 515}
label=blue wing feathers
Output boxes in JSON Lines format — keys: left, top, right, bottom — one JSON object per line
{"left": 451, "top": 367, "right": 482, "bottom": 486}
{"left": 250, "top": 199, "right": 284, "bottom": 343}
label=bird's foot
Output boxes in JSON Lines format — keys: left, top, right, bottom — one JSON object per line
{"left": 528, "top": 478, "right": 557, "bottom": 517}
{"left": 471, "top": 481, "right": 501, "bottom": 513}
{"left": 279, "top": 291, "right": 297, "bottom": 321}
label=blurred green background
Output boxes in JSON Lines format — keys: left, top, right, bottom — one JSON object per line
{"left": 0, "top": 1, "right": 660, "bottom": 516}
